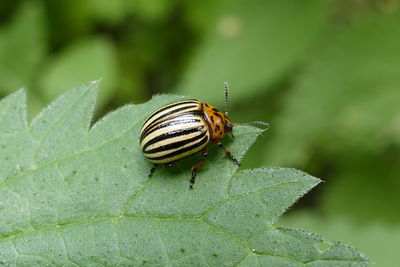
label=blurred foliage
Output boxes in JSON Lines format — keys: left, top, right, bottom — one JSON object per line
{"left": 40, "top": 37, "right": 118, "bottom": 107}
{"left": 0, "top": 2, "right": 45, "bottom": 94}
{"left": 177, "top": 0, "right": 328, "bottom": 104}
{"left": 264, "top": 10, "right": 400, "bottom": 224}
{"left": 0, "top": 0, "right": 399, "bottom": 265}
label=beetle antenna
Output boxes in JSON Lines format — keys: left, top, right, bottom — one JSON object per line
{"left": 234, "top": 121, "right": 270, "bottom": 128}
{"left": 224, "top": 81, "right": 229, "bottom": 116}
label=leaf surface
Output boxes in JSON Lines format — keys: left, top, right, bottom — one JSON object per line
{"left": 0, "top": 83, "right": 367, "bottom": 266}
{"left": 281, "top": 211, "right": 400, "bottom": 267}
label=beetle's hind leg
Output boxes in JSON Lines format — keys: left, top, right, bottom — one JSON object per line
{"left": 214, "top": 139, "right": 240, "bottom": 166}
{"left": 190, "top": 148, "right": 208, "bottom": 189}
{"left": 164, "top": 161, "right": 176, "bottom": 168}
{"left": 148, "top": 164, "right": 157, "bottom": 177}
{"left": 148, "top": 160, "right": 177, "bottom": 178}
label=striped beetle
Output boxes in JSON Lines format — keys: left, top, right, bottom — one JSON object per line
{"left": 140, "top": 83, "right": 268, "bottom": 189}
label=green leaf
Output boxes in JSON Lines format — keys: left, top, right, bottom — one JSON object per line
{"left": 0, "top": 83, "right": 367, "bottom": 266}
{"left": 320, "top": 154, "right": 400, "bottom": 223}
{"left": 39, "top": 38, "right": 118, "bottom": 108}
{"left": 87, "top": 0, "right": 127, "bottom": 23}
{"left": 264, "top": 13, "right": 400, "bottom": 166}
{"left": 280, "top": 211, "right": 400, "bottom": 267}
{"left": 0, "top": 2, "right": 46, "bottom": 94}
{"left": 176, "top": 0, "right": 328, "bottom": 105}
{"left": 126, "top": 0, "right": 173, "bottom": 22}
{"left": 261, "top": 12, "right": 400, "bottom": 225}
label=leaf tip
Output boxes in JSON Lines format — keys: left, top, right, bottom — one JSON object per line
{"left": 0, "top": 88, "right": 27, "bottom": 102}
{"left": 88, "top": 79, "right": 102, "bottom": 86}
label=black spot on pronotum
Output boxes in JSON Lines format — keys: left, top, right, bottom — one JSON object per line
{"left": 215, "top": 125, "right": 220, "bottom": 131}
{"left": 213, "top": 112, "right": 223, "bottom": 119}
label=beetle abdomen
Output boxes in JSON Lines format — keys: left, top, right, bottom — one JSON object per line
{"left": 140, "top": 100, "right": 210, "bottom": 164}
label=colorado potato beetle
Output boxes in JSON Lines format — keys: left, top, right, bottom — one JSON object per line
{"left": 139, "top": 82, "right": 268, "bottom": 189}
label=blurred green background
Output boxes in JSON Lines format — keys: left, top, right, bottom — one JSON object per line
{"left": 1, "top": 0, "right": 399, "bottom": 265}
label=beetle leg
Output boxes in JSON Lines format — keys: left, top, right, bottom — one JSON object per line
{"left": 190, "top": 148, "right": 208, "bottom": 189}
{"left": 164, "top": 161, "right": 176, "bottom": 168}
{"left": 214, "top": 139, "right": 240, "bottom": 166}
{"left": 148, "top": 164, "right": 157, "bottom": 177}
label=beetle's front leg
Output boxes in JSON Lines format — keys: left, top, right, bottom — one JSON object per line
{"left": 213, "top": 139, "right": 240, "bottom": 166}
{"left": 190, "top": 148, "right": 208, "bottom": 189}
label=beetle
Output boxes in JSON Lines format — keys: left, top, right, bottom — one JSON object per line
{"left": 139, "top": 82, "right": 268, "bottom": 189}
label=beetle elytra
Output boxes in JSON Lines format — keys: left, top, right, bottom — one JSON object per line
{"left": 139, "top": 82, "right": 268, "bottom": 189}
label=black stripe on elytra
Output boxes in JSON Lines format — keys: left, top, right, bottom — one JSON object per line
{"left": 142, "top": 126, "right": 203, "bottom": 151}
{"left": 146, "top": 134, "right": 209, "bottom": 161}
{"left": 141, "top": 110, "right": 204, "bottom": 140}
{"left": 143, "top": 101, "right": 198, "bottom": 126}
{"left": 145, "top": 130, "right": 207, "bottom": 154}
{"left": 141, "top": 117, "right": 201, "bottom": 142}
{"left": 144, "top": 104, "right": 198, "bottom": 131}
